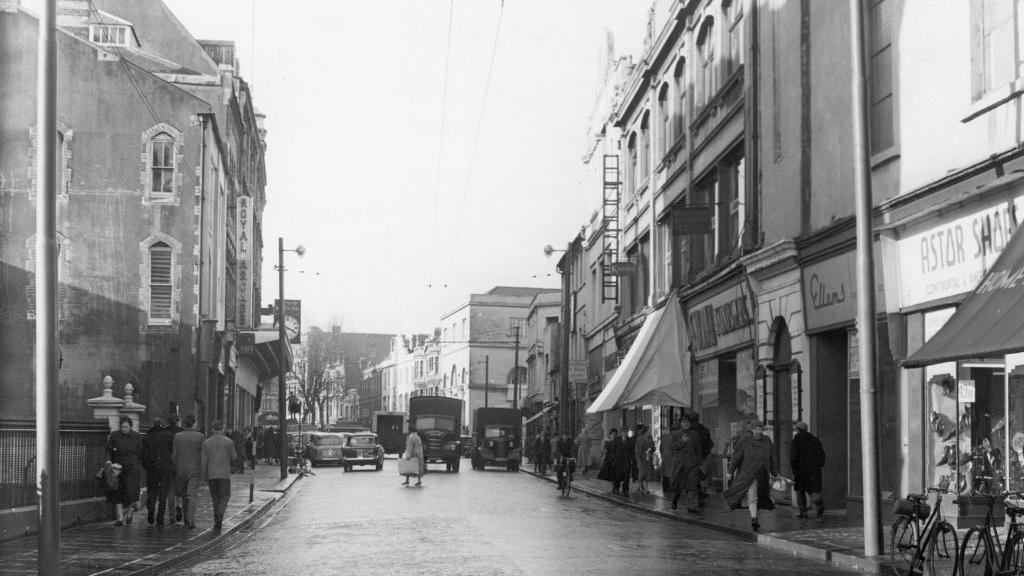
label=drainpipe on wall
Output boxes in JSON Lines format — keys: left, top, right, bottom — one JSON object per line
{"left": 194, "top": 114, "right": 208, "bottom": 427}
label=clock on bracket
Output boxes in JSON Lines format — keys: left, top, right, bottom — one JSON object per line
{"left": 284, "top": 315, "right": 300, "bottom": 343}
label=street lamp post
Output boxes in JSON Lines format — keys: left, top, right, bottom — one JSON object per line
{"left": 277, "top": 238, "right": 305, "bottom": 481}
{"left": 544, "top": 243, "right": 572, "bottom": 436}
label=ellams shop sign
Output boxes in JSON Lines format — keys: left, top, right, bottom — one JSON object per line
{"left": 688, "top": 281, "right": 754, "bottom": 356}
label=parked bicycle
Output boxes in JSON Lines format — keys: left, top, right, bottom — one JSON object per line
{"left": 891, "top": 485, "right": 959, "bottom": 576}
{"left": 959, "top": 491, "right": 1024, "bottom": 576}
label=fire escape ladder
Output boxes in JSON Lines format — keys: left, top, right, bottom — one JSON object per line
{"left": 601, "top": 154, "right": 620, "bottom": 303}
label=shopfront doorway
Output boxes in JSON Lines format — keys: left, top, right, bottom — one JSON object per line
{"left": 773, "top": 321, "right": 794, "bottom": 481}
{"left": 814, "top": 329, "right": 849, "bottom": 509}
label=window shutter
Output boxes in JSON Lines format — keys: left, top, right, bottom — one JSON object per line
{"left": 150, "top": 244, "right": 172, "bottom": 320}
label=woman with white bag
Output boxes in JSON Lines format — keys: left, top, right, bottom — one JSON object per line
{"left": 401, "top": 424, "right": 424, "bottom": 487}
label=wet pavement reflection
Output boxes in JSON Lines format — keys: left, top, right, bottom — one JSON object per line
{"left": 166, "top": 459, "right": 855, "bottom": 575}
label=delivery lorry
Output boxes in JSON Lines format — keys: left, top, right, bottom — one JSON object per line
{"left": 372, "top": 411, "right": 407, "bottom": 455}
{"left": 408, "top": 396, "right": 464, "bottom": 473}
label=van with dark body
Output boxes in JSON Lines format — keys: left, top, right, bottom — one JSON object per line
{"left": 471, "top": 407, "right": 521, "bottom": 472}
{"left": 408, "top": 396, "right": 463, "bottom": 473}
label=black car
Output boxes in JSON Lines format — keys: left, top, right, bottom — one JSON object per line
{"left": 341, "top": 432, "right": 385, "bottom": 472}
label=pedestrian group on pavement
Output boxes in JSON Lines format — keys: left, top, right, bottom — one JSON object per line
{"left": 526, "top": 414, "right": 827, "bottom": 532}
{"left": 100, "top": 413, "right": 254, "bottom": 531}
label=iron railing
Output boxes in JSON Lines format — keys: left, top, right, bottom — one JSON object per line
{"left": 0, "top": 420, "right": 111, "bottom": 509}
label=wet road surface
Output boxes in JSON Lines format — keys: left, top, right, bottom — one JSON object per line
{"left": 164, "top": 459, "right": 854, "bottom": 575}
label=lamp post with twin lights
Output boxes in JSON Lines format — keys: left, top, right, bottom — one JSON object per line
{"left": 277, "top": 238, "right": 305, "bottom": 480}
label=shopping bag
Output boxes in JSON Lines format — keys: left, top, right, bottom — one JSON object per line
{"left": 398, "top": 458, "right": 419, "bottom": 476}
{"left": 770, "top": 475, "right": 793, "bottom": 501}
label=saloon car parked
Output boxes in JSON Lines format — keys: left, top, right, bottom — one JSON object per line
{"left": 341, "top": 432, "right": 385, "bottom": 471}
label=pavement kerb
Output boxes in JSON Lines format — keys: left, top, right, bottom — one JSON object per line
{"left": 523, "top": 469, "right": 888, "bottom": 574}
{"left": 94, "top": 473, "right": 305, "bottom": 576}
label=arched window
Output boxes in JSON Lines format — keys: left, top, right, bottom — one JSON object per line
{"left": 151, "top": 133, "right": 175, "bottom": 194}
{"left": 640, "top": 112, "right": 650, "bottom": 182}
{"left": 697, "top": 17, "right": 717, "bottom": 109}
{"left": 461, "top": 367, "right": 467, "bottom": 385}
{"left": 658, "top": 83, "right": 670, "bottom": 157}
{"left": 724, "top": 0, "right": 744, "bottom": 76}
{"left": 149, "top": 241, "right": 173, "bottom": 322}
{"left": 141, "top": 123, "right": 181, "bottom": 204}
{"left": 674, "top": 57, "right": 687, "bottom": 139}
{"left": 627, "top": 132, "right": 638, "bottom": 199}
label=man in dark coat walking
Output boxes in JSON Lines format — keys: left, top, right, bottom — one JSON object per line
{"left": 610, "top": 429, "right": 631, "bottom": 496}
{"left": 688, "top": 412, "right": 713, "bottom": 502}
{"left": 791, "top": 421, "right": 826, "bottom": 518}
{"left": 141, "top": 417, "right": 175, "bottom": 525}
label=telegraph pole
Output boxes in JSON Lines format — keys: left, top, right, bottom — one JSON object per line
{"left": 850, "top": 0, "right": 883, "bottom": 556}
{"left": 484, "top": 355, "right": 489, "bottom": 408}
{"left": 36, "top": 0, "right": 60, "bottom": 572}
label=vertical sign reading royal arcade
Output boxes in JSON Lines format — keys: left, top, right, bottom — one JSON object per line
{"left": 235, "top": 196, "right": 254, "bottom": 330}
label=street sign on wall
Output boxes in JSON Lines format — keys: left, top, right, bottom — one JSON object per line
{"left": 569, "top": 360, "right": 588, "bottom": 384}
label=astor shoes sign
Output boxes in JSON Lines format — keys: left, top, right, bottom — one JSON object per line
{"left": 897, "top": 196, "right": 1024, "bottom": 308}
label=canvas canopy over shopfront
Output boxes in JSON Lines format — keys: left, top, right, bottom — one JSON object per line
{"left": 587, "top": 297, "right": 691, "bottom": 414}
{"left": 904, "top": 222, "right": 1024, "bottom": 496}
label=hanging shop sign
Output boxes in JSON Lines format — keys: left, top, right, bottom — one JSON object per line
{"left": 687, "top": 280, "right": 754, "bottom": 358}
{"left": 801, "top": 248, "right": 885, "bottom": 332}
{"left": 897, "top": 195, "right": 1024, "bottom": 309}
{"left": 235, "top": 195, "right": 254, "bottom": 330}
{"left": 569, "top": 360, "right": 588, "bottom": 384}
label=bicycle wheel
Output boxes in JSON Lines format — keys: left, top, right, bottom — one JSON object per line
{"left": 891, "top": 516, "right": 918, "bottom": 576}
{"left": 958, "top": 527, "right": 991, "bottom": 576}
{"left": 924, "top": 521, "right": 959, "bottom": 576}
{"left": 1003, "top": 531, "right": 1024, "bottom": 575}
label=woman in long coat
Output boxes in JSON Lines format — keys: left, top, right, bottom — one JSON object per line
{"left": 635, "top": 426, "right": 657, "bottom": 493}
{"left": 402, "top": 427, "right": 424, "bottom": 487}
{"left": 722, "top": 421, "right": 778, "bottom": 530}
{"left": 106, "top": 416, "right": 143, "bottom": 526}
{"left": 668, "top": 418, "right": 703, "bottom": 511}
{"left": 576, "top": 428, "right": 592, "bottom": 478}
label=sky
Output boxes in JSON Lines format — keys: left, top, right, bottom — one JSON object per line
{"left": 160, "top": 0, "right": 653, "bottom": 335}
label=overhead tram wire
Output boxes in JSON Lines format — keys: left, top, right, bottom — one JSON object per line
{"left": 441, "top": 0, "right": 505, "bottom": 288}
{"left": 427, "top": 0, "right": 456, "bottom": 288}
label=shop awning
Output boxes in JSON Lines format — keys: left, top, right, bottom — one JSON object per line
{"left": 904, "top": 224, "right": 1024, "bottom": 368}
{"left": 586, "top": 297, "right": 691, "bottom": 414}
{"left": 245, "top": 330, "right": 293, "bottom": 383}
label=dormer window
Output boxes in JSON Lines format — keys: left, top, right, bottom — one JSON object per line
{"left": 90, "top": 25, "right": 130, "bottom": 47}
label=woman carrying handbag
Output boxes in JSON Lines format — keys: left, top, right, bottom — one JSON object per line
{"left": 401, "top": 424, "right": 424, "bottom": 487}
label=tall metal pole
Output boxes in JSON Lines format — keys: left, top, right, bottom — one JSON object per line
{"left": 277, "top": 238, "right": 288, "bottom": 480}
{"left": 512, "top": 327, "right": 520, "bottom": 411}
{"left": 36, "top": 0, "right": 60, "bottom": 572}
{"left": 850, "top": 0, "right": 883, "bottom": 556}
{"left": 484, "top": 355, "right": 489, "bottom": 408}
{"left": 560, "top": 242, "right": 572, "bottom": 436}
